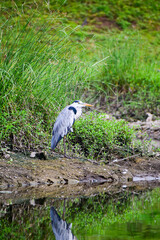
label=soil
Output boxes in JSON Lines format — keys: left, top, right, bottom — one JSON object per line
{"left": 94, "top": 16, "right": 121, "bottom": 30}
{"left": 0, "top": 150, "right": 160, "bottom": 203}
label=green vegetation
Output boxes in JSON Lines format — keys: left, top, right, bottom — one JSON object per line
{"left": 69, "top": 112, "right": 135, "bottom": 160}
{"left": 0, "top": 0, "right": 160, "bottom": 153}
{"left": 0, "top": 204, "right": 52, "bottom": 240}
{"left": 68, "top": 188, "right": 160, "bottom": 235}
{"left": 0, "top": 20, "right": 93, "bottom": 150}
{"left": 1, "top": 0, "right": 160, "bottom": 30}
{"left": 1, "top": 188, "right": 160, "bottom": 239}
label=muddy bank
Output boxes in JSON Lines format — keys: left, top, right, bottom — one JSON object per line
{"left": 0, "top": 152, "right": 119, "bottom": 188}
{"left": 0, "top": 116, "right": 160, "bottom": 202}
{"left": 1, "top": 178, "right": 160, "bottom": 204}
{"left": 128, "top": 118, "right": 160, "bottom": 150}
{"left": 0, "top": 151, "right": 160, "bottom": 202}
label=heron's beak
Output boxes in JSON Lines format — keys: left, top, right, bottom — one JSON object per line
{"left": 84, "top": 103, "right": 93, "bottom": 107}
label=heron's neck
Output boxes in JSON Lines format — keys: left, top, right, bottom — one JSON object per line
{"left": 75, "top": 107, "right": 82, "bottom": 120}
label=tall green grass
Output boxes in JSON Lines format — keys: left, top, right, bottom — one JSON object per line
{"left": 88, "top": 32, "right": 160, "bottom": 115}
{"left": 0, "top": 20, "right": 94, "bottom": 150}
{"left": 102, "top": 34, "right": 159, "bottom": 91}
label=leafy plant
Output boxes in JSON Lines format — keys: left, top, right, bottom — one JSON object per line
{"left": 68, "top": 112, "right": 135, "bottom": 160}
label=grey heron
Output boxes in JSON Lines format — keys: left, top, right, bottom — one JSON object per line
{"left": 51, "top": 100, "right": 93, "bottom": 157}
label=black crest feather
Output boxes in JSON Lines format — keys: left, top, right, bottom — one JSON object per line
{"left": 68, "top": 106, "right": 77, "bottom": 114}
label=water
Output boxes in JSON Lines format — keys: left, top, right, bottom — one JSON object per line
{"left": 133, "top": 176, "right": 160, "bottom": 182}
{"left": 1, "top": 186, "right": 160, "bottom": 239}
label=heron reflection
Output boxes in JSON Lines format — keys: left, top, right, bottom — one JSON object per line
{"left": 50, "top": 206, "right": 77, "bottom": 240}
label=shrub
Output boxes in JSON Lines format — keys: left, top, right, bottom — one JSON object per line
{"left": 68, "top": 112, "right": 135, "bottom": 160}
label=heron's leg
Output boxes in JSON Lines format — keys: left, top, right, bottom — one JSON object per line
{"left": 62, "top": 198, "right": 66, "bottom": 220}
{"left": 63, "top": 136, "right": 66, "bottom": 157}
{"left": 63, "top": 136, "right": 71, "bottom": 158}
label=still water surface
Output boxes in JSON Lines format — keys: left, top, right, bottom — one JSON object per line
{"left": 1, "top": 187, "right": 160, "bottom": 239}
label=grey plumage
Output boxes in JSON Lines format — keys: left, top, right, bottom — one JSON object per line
{"left": 51, "top": 100, "right": 93, "bottom": 155}
{"left": 50, "top": 206, "right": 77, "bottom": 240}
{"left": 51, "top": 105, "right": 75, "bottom": 149}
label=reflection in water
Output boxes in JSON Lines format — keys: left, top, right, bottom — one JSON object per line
{"left": 1, "top": 187, "right": 160, "bottom": 239}
{"left": 50, "top": 206, "right": 77, "bottom": 240}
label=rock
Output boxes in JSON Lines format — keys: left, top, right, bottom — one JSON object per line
{"left": 99, "top": 114, "right": 115, "bottom": 120}
{"left": 68, "top": 179, "right": 80, "bottom": 184}
{"left": 135, "top": 158, "right": 145, "bottom": 164}
{"left": 114, "top": 111, "right": 121, "bottom": 119}
{"left": 0, "top": 148, "right": 11, "bottom": 160}
{"left": 30, "top": 152, "right": 37, "bottom": 158}
{"left": 128, "top": 119, "right": 160, "bottom": 141}
{"left": 80, "top": 174, "right": 114, "bottom": 184}
{"left": 121, "top": 170, "right": 133, "bottom": 182}
{"left": 30, "top": 181, "right": 39, "bottom": 187}
{"left": 30, "top": 151, "right": 47, "bottom": 160}
{"left": 152, "top": 152, "right": 160, "bottom": 157}
{"left": 0, "top": 191, "right": 12, "bottom": 194}
{"left": 4, "top": 154, "right": 11, "bottom": 160}
{"left": 146, "top": 112, "right": 153, "bottom": 122}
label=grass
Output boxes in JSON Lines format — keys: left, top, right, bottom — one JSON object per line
{"left": 0, "top": 19, "right": 96, "bottom": 150}
{"left": 2, "top": 0, "right": 159, "bottom": 30}
{"left": 89, "top": 31, "right": 160, "bottom": 90}
{"left": 88, "top": 31, "right": 160, "bottom": 118}
{"left": 0, "top": 0, "right": 160, "bottom": 154}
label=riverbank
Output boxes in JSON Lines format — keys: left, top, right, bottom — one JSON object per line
{"left": 0, "top": 150, "right": 160, "bottom": 203}
{"left": 1, "top": 115, "right": 160, "bottom": 198}
{"left": 1, "top": 0, "right": 160, "bottom": 204}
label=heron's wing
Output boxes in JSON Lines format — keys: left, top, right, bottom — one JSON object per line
{"left": 51, "top": 106, "right": 75, "bottom": 149}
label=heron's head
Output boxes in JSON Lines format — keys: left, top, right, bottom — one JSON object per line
{"left": 72, "top": 100, "right": 93, "bottom": 108}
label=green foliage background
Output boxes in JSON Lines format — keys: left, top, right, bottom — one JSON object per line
{"left": 0, "top": 0, "right": 160, "bottom": 152}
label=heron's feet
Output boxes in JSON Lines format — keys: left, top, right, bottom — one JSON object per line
{"left": 64, "top": 154, "right": 72, "bottom": 159}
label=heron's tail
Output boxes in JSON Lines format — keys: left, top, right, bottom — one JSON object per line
{"left": 51, "top": 134, "right": 62, "bottom": 150}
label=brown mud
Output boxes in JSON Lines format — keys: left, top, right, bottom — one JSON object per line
{"left": 0, "top": 151, "right": 160, "bottom": 203}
